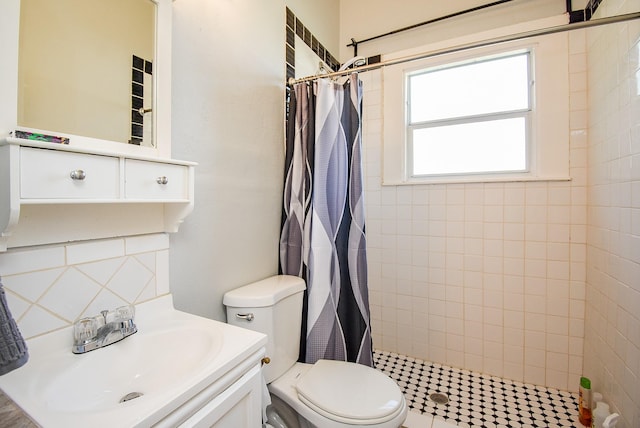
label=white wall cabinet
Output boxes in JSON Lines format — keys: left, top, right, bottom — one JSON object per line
{"left": 20, "top": 147, "right": 121, "bottom": 200}
{"left": 125, "top": 159, "right": 189, "bottom": 201}
{"left": 0, "top": 138, "right": 196, "bottom": 251}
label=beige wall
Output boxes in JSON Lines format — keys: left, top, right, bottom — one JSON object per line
{"left": 584, "top": 0, "right": 640, "bottom": 426}
{"left": 169, "top": 1, "right": 339, "bottom": 322}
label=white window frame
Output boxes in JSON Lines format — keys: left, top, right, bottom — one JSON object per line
{"left": 407, "top": 50, "right": 532, "bottom": 178}
{"left": 382, "top": 31, "right": 570, "bottom": 185}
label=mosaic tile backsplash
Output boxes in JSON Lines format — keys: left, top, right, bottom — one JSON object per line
{"left": 0, "top": 234, "right": 170, "bottom": 339}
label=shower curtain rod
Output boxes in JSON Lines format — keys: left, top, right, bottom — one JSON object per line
{"left": 288, "top": 11, "right": 640, "bottom": 86}
{"left": 346, "top": 0, "right": 517, "bottom": 55}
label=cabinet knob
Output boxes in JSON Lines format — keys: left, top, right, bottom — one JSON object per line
{"left": 156, "top": 176, "right": 169, "bottom": 185}
{"left": 70, "top": 170, "right": 86, "bottom": 180}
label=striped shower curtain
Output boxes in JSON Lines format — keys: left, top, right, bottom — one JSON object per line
{"left": 280, "top": 74, "right": 372, "bottom": 367}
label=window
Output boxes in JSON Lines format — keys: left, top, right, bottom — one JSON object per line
{"left": 382, "top": 29, "right": 570, "bottom": 185}
{"left": 407, "top": 51, "right": 531, "bottom": 177}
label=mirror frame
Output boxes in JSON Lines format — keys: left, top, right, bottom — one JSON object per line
{"left": 1, "top": 0, "right": 172, "bottom": 159}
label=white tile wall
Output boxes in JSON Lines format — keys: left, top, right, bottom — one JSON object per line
{"left": 584, "top": 1, "right": 640, "bottom": 427}
{"left": 361, "top": 28, "right": 589, "bottom": 393}
{"left": 0, "top": 234, "right": 171, "bottom": 339}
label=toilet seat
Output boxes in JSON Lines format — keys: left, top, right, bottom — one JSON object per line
{"left": 295, "top": 360, "right": 405, "bottom": 425}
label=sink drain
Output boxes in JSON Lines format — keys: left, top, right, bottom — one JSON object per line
{"left": 429, "top": 392, "right": 449, "bottom": 405}
{"left": 120, "top": 392, "right": 144, "bottom": 403}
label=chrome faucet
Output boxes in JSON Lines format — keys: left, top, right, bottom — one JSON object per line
{"left": 72, "top": 305, "right": 137, "bottom": 354}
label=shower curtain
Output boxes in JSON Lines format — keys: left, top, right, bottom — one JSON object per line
{"left": 280, "top": 74, "right": 372, "bottom": 367}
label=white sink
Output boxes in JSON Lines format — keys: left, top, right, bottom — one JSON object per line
{"left": 0, "top": 295, "right": 267, "bottom": 427}
{"left": 39, "top": 322, "right": 220, "bottom": 413}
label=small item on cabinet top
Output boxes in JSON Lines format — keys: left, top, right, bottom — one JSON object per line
{"left": 12, "top": 130, "right": 69, "bottom": 144}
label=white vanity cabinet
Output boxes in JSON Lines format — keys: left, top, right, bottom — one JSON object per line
{"left": 188, "top": 364, "right": 263, "bottom": 428}
{"left": 0, "top": 138, "right": 196, "bottom": 250}
{"left": 160, "top": 362, "right": 265, "bottom": 428}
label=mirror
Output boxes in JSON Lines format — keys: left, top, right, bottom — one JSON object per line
{"left": 17, "top": 0, "right": 156, "bottom": 148}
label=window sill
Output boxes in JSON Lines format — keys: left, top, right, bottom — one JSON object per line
{"left": 382, "top": 175, "right": 572, "bottom": 186}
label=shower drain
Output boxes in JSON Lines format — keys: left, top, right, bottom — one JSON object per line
{"left": 429, "top": 392, "right": 449, "bottom": 405}
{"left": 120, "top": 392, "right": 144, "bottom": 403}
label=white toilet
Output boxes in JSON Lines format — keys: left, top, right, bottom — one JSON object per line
{"left": 223, "top": 275, "right": 407, "bottom": 428}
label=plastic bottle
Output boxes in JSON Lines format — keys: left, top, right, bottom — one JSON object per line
{"left": 592, "top": 401, "right": 609, "bottom": 428}
{"left": 579, "top": 376, "right": 592, "bottom": 426}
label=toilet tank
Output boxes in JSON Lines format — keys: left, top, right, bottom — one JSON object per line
{"left": 223, "top": 275, "right": 306, "bottom": 383}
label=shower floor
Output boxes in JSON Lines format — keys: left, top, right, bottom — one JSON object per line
{"left": 373, "top": 350, "right": 580, "bottom": 428}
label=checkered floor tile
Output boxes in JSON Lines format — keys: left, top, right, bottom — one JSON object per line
{"left": 374, "top": 350, "right": 579, "bottom": 428}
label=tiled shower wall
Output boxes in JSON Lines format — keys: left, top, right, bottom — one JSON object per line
{"left": 584, "top": 0, "right": 640, "bottom": 426}
{"left": 362, "top": 30, "right": 589, "bottom": 393}
{"left": 0, "top": 234, "right": 170, "bottom": 340}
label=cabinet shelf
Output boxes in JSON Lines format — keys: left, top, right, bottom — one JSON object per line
{"left": 0, "top": 138, "right": 196, "bottom": 251}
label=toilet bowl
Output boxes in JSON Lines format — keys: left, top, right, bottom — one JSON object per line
{"left": 223, "top": 275, "right": 407, "bottom": 428}
{"left": 268, "top": 361, "right": 407, "bottom": 427}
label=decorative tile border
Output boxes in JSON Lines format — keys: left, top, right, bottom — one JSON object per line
{"left": 569, "top": 0, "right": 605, "bottom": 22}
{"left": 285, "top": 8, "right": 341, "bottom": 83}
{"left": 130, "top": 55, "right": 153, "bottom": 145}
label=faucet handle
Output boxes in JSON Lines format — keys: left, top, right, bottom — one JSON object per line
{"left": 73, "top": 317, "right": 98, "bottom": 342}
{"left": 115, "top": 305, "right": 135, "bottom": 321}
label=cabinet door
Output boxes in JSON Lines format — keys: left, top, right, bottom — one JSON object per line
{"left": 125, "top": 159, "right": 188, "bottom": 201}
{"left": 20, "top": 148, "right": 119, "bottom": 200}
{"left": 180, "top": 365, "right": 263, "bottom": 428}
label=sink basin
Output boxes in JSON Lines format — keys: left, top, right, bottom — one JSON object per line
{"left": 39, "top": 323, "right": 220, "bottom": 413}
{"left": 0, "top": 295, "right": 267, "bottom": 427}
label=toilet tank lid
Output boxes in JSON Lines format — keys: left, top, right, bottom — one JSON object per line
{"left": 223, "top": 275, "right": 306, "bottom": 307}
